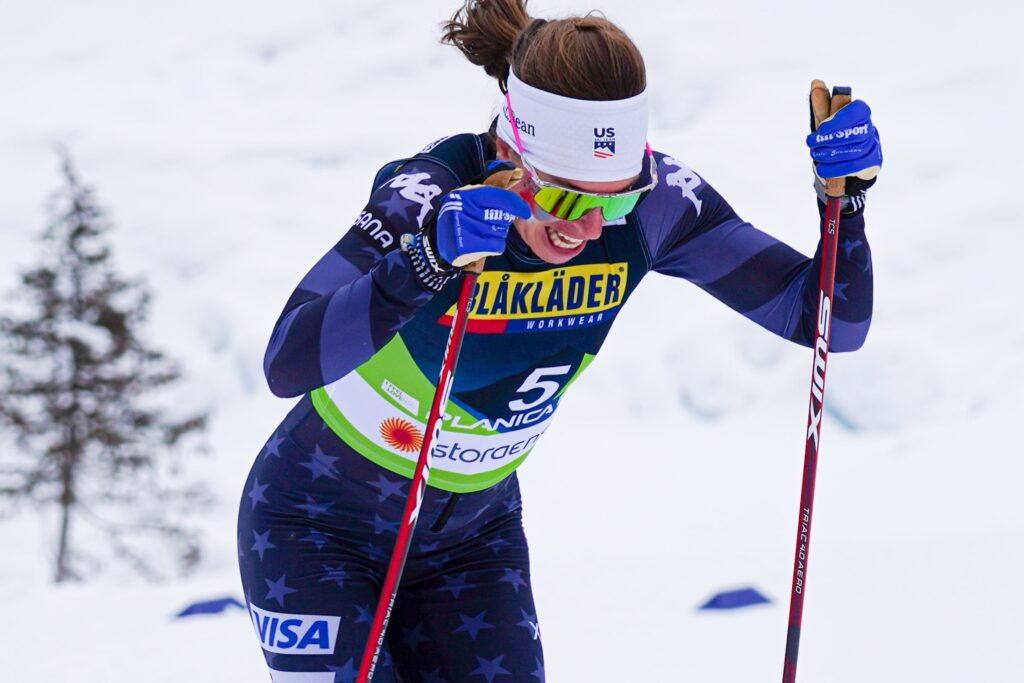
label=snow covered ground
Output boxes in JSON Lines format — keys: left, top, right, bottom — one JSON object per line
{"left": 2, "top": 0, "right": 1022, "bottom": 680}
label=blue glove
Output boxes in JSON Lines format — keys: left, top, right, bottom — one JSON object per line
{"left": 806, "top": 99, "right": 883, "bottom": 180}
{"left": 434, "top": 185, "right": 530, "bottom": 267}
{"left": 402, "top": 162, "right": 530, "bottom": 291}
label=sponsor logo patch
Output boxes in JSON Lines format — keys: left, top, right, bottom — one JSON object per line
{"left": 249, "top": 604, "right": 341, "bottom": 656}
{"left": 483, "top": 208, "right": 516, "bottom": 222}
{"left": 431, "top": 430, "right": 547, "bottom": 463}
{"left": 379, "top": 417, "right": 424, "bottom": 453}
{"left": 502, "top": 103, "right": 535, "bottom": 137}
{"left": 438, "top": 262, "right": 629, "bottom": 334}
{"left": 352, "top": 209, "right": 393, "bottom": 249}
{"left": 381, "top": 379, "right": 420, "bottom": 417}
{"left": 815, "top": 123, "right": 869, "bottom": 143}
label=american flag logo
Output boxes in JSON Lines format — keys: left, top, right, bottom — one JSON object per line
{"left": 594, "top": 127, "right": 616, "bottom": 159}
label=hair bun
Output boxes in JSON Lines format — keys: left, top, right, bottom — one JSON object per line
{"left": 443, "top": 1, "right": 645, "bottom": 102}
{"left": 441, "top": 0, "right": 532, "bottom": 91}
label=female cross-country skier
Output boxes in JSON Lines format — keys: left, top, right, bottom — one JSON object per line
{"left": 238, "top": 1, "right": 882, "bottom": 680}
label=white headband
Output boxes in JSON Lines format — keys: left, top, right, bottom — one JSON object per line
{"left": 497, "top": 71, "right": 649, "bottom": 183}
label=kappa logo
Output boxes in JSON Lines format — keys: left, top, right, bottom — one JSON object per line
{"left": 385, "top": 173, "right": 443, "bottom": 228}
{"left": 249, "top": 604, "right": 341, "bottom": 655}
{"left": 663, "top": 157, "right": 703, "bottom": 216}
{"left": 593, "top": 127, "right": 616, "bottom": 159}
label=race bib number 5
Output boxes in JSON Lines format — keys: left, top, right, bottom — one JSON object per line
{"left": 508, "top": 366, "right": 572, "bottom": 412}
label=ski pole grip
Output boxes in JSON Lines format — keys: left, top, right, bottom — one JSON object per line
{"left": 463, "top": 258, "right": 486, "bottom": 274}
{"left": 809, "top": 80, "right": 831, "bottom": 130}
{"left": 453, "top": 167, "right": 525, "bottom": 274}
{"left": 825, "top": 86, "right": 853, "bottom": 198}
{"left": 810, "top": 80, "right": 854, "bottom": 198}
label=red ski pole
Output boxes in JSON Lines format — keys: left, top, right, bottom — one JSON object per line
{"left": 357, "top": 167, "right": 521, "bottom": 683}
{"left": 781, "top": 81, "right": 852, "bottom": 683}
{"left": 356, "top": 266, "right": 478, "bottom": 683}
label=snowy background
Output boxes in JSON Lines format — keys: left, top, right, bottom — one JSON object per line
{"left": 2, "top": 0, "right": 1022, "bottom": 680}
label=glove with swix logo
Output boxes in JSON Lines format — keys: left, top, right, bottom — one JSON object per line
{"left": 403, "top": 161, "right": 530, "bottom": 291}
{"left": 807, "top": 98, "right": 882, "bottom": 215}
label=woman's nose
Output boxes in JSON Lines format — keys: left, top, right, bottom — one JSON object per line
{"left": 572, "top": 207, "right": 605, "bottom": 239}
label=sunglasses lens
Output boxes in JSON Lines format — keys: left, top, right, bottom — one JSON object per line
{"left": 529, "top": 170, "right": 649, "bottom": 222}
{"left": 604, "top": 194, "right": 643, "bottom": 221}
{"left": 564, "top": 193, "right": 642, "bottom": 222}
{"left": 564, "top": 194, "right": 601, "bottom": 221}
{"left": 534, "top": 187, "right": 572, "bottom": 218}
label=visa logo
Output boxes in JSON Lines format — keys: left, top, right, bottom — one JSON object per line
{"left": 249, "top": 604, "right": 341, "bottom": 655}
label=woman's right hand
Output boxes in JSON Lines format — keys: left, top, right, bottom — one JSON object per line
{"left": 402, "top": 162, "right": 530, "bottom": 291}
{"left": 434, "top": 184, "right": 531, "bottom": 268}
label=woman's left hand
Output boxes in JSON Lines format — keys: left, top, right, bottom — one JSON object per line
{"left": 806, "top": 99, "right": 882, "bottom": 180}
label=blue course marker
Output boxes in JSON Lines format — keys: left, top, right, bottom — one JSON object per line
{"left": 699, "top": 587, "right": 771, "bottom": 611}
{"left": 175, "top": 596, "right": 246, "bottom": 618}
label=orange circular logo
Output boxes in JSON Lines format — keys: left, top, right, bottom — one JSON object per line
{"left": 379, "top": 418, "right": 424, "bottom": 453}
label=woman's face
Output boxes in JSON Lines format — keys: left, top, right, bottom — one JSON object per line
{"left": 495, "top": 139, "right": 638, "bottom": 265}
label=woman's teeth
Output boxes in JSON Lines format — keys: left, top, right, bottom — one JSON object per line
{"left": 546, "top": 226, "right": 583, "bottom": 249}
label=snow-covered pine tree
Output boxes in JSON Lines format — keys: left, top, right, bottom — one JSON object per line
{"left": 0, "top": 152, "right": 209, "bottom": 582}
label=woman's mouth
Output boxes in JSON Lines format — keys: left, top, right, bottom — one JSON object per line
{"left": 545, "top": 225, "right": 584, "bottom": 250}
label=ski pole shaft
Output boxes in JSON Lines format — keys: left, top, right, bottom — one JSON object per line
{"left": 357, "top": 263, "right": 481, "bottom": 683}
{"left": 781, "top": 83, "right": 851, "bottom": 683}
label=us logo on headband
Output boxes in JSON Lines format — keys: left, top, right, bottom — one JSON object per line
{"left": 593, "top": 127, "right": 616, "bottom": 159}
{"left": 498, "top": 71, "right": 648, "bottom": 181}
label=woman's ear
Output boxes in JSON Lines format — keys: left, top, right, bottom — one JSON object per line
{"left": 495, "top": 137, "right": 512, "bottom": 161}
{"left": 494, "top": 137, "right": 522, "bottom": 166}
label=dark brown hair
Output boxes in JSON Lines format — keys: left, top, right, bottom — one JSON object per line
{"left": 441, "top": 0, "right": 646, "bottom": 101}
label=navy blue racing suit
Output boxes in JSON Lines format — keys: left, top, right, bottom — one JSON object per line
{"left": 238, "top": 131, "right": 873, "bottom": 682}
